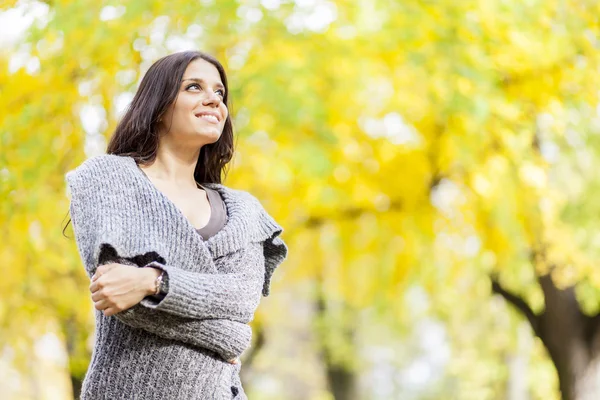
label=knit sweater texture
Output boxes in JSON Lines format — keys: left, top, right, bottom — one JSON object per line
{"left": 65, "top": 154, "right": 288, "bottom": 399}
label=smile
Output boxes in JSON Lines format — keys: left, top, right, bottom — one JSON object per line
{"left": 196, "top": 114, "right": 219, "bottom": 124}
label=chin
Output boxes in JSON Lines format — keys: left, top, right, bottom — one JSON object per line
{"left": 199, "top": 130, "right": 222, "bottom": 143}
{"left": 208, "top": 136, "right": 221, "bottom": 144}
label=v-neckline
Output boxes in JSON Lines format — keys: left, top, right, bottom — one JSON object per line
{"left": 126, "top": 156, "right": 231, "bottom": 248}
{"left": 195, "top": 182, "right": 213, "bottom": 232}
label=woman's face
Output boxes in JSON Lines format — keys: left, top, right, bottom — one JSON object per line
{"left": 159, "top": 58, "right": 228, "bottom": 147}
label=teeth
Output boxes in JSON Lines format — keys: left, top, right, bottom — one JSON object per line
{"left": 199, "top": 114, "right": 218, "bottom": 123}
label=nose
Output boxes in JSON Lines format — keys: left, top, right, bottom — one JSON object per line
{"left": 202, "top": 90, "right": 222, "bottom": 107}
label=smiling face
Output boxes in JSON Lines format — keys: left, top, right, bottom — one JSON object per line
{"left": 158, "top": 58, "right": 229, "bottom": 147}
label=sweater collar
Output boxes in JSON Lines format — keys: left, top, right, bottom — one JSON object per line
{"left": 123, "top": 155, "right": 277, "bottom": 259}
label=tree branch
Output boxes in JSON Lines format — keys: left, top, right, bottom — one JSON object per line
{"left": 491, "top": 276, "right": 543, "bottom": 338}
{"left": 302, "top": 198, "right": 402, "bottom": 229}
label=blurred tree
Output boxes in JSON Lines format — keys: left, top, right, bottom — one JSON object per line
{"left": 3, "top": 0, "right": 600, "bottom": 399}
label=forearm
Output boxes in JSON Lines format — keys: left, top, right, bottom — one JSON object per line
{"left": 115, "top": 305, "right": 252, "bottom": 361}
{"left": 139, "top": 261, "right": 262, "bottom": 323}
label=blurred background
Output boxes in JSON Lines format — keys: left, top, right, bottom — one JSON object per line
{"left": 2, "top": 0, "right": 600, "bottom": 399}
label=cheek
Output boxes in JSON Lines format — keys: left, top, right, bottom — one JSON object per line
{"left": 172, "top": 104, "right": 194, "bottom": 122}
{"left": 221, "top": 106, "right": 228, "bottom": 122}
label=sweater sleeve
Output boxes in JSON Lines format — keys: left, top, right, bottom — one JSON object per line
{"left": 262, "top": 234, "right": 288, "bottom": 297}
{"left": 114, "top": 306, "right": 251, "bottom": 361}
{"left": 137, "top": 261, "right": 262, "bottom": 324}
{"left": 254, "top": 202, "right": 289, "bottom": 297}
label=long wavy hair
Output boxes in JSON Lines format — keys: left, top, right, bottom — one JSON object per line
{"left": 108, "top": 50, "right": 234, "bottom": 181}
{"left": 63, "top": 51, "right": 235, "bottom": 237}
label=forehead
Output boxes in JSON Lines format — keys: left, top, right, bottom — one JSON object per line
{"left": 182, "top": 59, "right": 223, "bottom": 85}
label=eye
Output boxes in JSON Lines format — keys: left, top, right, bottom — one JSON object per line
{"left": 185, "top": 84, "right": 225, "bottom": 98}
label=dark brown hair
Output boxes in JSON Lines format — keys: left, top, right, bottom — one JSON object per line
{"left": 63, "top": 51, "right": 235, "bottom": 237}
{"left": 107, "top": 50, "right": 235, "bottom": 182}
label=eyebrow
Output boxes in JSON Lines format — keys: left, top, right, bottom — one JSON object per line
{"left": 182, "top": 78, "right": 225, "bottom": 91}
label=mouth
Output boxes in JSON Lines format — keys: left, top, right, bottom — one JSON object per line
{"left": 195, "top": 112, "right": 220, "bottom": 124}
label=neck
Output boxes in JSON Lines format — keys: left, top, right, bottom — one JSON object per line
{"left": 141, "top": 143, "right": 202, "bottom": 188}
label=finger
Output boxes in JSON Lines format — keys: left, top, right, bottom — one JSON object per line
{"left": 91, "top": 270, "right": 101, "bottom": 282}
{"left": 94, "top": 299, "right": 109, "bottom": 311}
{"left": 104, "top": 305, "right": 123, "bottom": 317}
{"left": 91, "top": 266, "right": 107, "bottom": 282}
{"left": 91, "top": 290, "right": 105, "bottom": 302}
{"left": 89, "top": 280, "right": 100, "bottom": 293}
{"left": 89, "top": 275, "right": 108, "bottom": 292}
{"left": 103, "top": 308, "right": 117, "bottom": 317}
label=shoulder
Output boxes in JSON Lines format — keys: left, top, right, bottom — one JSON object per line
{"left": 67, "top": 154, "right": 131, "bottom": 176}
{"left": 65, "top": 154, "right": 132, "bottom": 191}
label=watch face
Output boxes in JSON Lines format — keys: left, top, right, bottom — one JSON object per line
{"left": 159, "top": 272, "right": 169, "bottom": 294}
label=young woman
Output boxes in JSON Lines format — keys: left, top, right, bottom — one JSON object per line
{"left": 65, "top": 51, "right": 287, "bottom": 399}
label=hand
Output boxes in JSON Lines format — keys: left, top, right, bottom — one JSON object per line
{"left": 90, "top": 263, "right": 161, "bottom": 317}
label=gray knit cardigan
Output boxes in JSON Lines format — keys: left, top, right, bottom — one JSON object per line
{"left": 65, "top": 154, "right": 288, "bottom": 399}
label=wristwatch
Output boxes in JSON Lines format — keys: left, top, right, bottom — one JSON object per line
{"left": 145, "top": 263, "right": 169, "bottom": 297}
{"left": 155, "top": 270, "right": 169, "bottom": 295}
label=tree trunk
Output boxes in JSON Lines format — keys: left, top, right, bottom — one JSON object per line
{"left": 493, "top": 273, "right": 600, "bottom": 400}
{"left": 70, "top": 375, "right": 83, "bottom": 400}
{"left": 556, "top": 356, "right": 600, "bottom": 400}
{"left": 314, "top": 279, "right": 358, "bottom": 400}
{"left": 325, "top": 364, "right": 356, "bottom": 400}
{"left": 538, "top": 275, "right": 600, "bottom": 400}
{"left": 61, "top": 315, "right": 85, "bottom": 399}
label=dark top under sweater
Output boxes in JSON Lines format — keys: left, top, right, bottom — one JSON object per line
{"left": 196, "top": 183, "right": 227, "bottom": 240}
